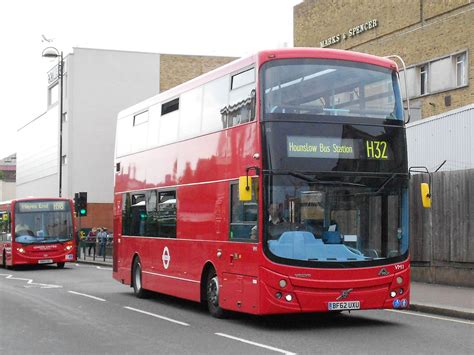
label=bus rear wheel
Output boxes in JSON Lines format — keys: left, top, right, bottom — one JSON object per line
{"left": 132, "top": 257, "right": 149, "bottom": 298}
{"left": 3, "top": 251, "right": 11, "bottom": 269}
{"left": 206, "top": 269, "right": 227, "bottom": 318}
{"left": 57, "top": 262, "right": 65, "bottom": 269}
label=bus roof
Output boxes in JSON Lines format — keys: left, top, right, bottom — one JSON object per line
{"left": 118, "top": 48, "right": 398, "bottom": 119}
{"left": 0, "top": 197, "right": 71, "bottom": 206}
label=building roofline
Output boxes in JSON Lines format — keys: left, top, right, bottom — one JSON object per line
{"left": 72, "top": 46, "right": 237, "bottom": 59}
{"left": 17, "top": 109, "right": 51, "bottom": 132}
{"left": 407, "top": 104, "right": 474, "bottom": 128}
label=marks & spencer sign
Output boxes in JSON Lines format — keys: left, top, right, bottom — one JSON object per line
{"left": 320, "top": 19, "right": 378, "bottom": 48}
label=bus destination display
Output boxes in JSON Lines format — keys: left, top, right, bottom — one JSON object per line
{"left": 17, "top": 201, "right": 68, "bottom": 213}
{"left": 287, "top": 136, "right": 390, "bottom": 160}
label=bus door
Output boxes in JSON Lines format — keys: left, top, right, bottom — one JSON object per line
{"left": 113, "top": 194, "right": 123, "bottom": 272}
{"left": 219, "top": 179, "right": 260, "bottom": 313}
{"left": 0, "top": 210, "right": 12, "bottom": 265}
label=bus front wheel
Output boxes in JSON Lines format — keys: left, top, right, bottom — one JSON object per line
{"left": 206, "top": 270, "right": 227, "bottom": 318}
{"left": 132, "top": 257, "right": 149, "bottom": 298}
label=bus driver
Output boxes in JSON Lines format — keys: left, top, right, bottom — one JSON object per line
{"left": 267, "top": 203, "right": 288, "bottom": 240}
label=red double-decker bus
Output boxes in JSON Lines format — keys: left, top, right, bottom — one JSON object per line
{"left": 113, "top": 48, "right": 411, "bottom": 317}
{"left": 0, "top": 198, "right": 76, "bottom": 269}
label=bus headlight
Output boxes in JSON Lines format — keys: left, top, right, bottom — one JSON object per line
{"left": 279, "top": 279, "right": 287, "bottom": 288}
{"left": 396, "top": 276, "right": 403, "bottom": 285}
{"left": 285, "top": 294, "right": 293, "bottom": 302}
{"left": 65, "top": 245, "right": 73, "bottom": 251}
{"left": 390, "top": 291, "right": 397, "bottom": 298}
{"left": 16, "top": 247, "right": 26, "bottom": 254}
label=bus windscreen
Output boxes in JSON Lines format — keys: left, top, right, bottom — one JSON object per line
{"left": 262, "top": 58, "right": 403, "bottom": 121}
{"left": 14, "top": 201, "right": 73, "bottom": 244}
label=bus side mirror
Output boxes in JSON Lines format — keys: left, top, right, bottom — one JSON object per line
{"left": 420, "top": 183, "right": 431, "bottom": 208}
{"left": 2, "top": 213, "right": 9, "bottom": 222}
{"left": 239, "top": 176, "right": 253, "bottom": 201}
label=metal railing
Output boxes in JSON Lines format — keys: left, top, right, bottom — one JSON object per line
{"left": 77, "top": 238, "right": 113, "bottom": 262}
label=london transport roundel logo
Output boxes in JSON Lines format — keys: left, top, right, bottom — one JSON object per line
{"left": 162, "top": 247, "right": 170, "bottom": 269}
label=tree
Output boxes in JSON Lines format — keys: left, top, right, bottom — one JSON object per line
{"left": 0, "top": 170, "right": 4, "bottom": 181}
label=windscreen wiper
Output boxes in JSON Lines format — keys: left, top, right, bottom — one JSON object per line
{"left": 375, "top": 173, "right": 399, "bottom": 193}
{"left": 288, "top": 171, "right": 367, "bottom": 187}
{"left": 352, "top": 173, "right": 404, "bottom": 197}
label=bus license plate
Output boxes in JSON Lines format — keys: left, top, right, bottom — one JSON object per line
{"left": 328, "top": 301, "right": 360, "bottom": 311}
{"left": 38, "top": 259, "right": 53, "bottom": 264}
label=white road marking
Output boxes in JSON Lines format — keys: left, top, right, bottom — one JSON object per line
{"left": 124, "top": 306, "right": 190, "bottom": 327}
{"left": 96, "top": 266, "right": 112, "bottom": 270}
{"left": 68, "top": 291, "right": 106, "bottom": 302}
{"left": 5, "top": 275, "right": 31, "bottom": 281}
{"left": 1, "top": 274, "right": 62, "bottom": 288}
{"left": 385, "top": 309, "right": 473, "bottom": 325}
{"left": 215, "top": 333, "right": 297, "bottom": 355}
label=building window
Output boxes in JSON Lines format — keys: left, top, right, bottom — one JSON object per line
{"left": 420, "top": 65, "right": 428, "bottom": 95}
{"left": 456, "top": 53, "right": 467, "bottom": 87}
{"left": 49, "top": 84, "right": 59, "bottom": 106}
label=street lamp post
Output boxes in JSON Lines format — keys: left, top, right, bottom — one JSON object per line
{"left": 42, "top": 47, "right": 64, "bottom": 197}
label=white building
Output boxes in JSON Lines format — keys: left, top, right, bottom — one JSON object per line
{"left": 407, "top": 104, "right": 474, "bottom": 172}
{"left": 16, "top": 47, "right": 234, "bottom": 229}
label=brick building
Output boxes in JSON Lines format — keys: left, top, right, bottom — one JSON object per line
{"left": 16, "top": 48, "right": 234, "bottom": 231}
{"left": 294, "top": 0, "right": 473, "bottom": 121}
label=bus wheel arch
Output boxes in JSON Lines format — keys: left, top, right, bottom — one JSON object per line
{"left": 201, "top": 262, "right": 227, "bottom": 318}
{"left": 131, "top": 254, "right": 150, "bottom": 298}
{"left": 200, "top": 262, "right": 215, "bottom": 303}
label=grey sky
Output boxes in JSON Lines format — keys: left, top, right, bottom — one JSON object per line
{"left": 0, "top": 0, "right": 301, "bottom": 158}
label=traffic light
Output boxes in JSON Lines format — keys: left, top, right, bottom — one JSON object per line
{"left": 74, "top": 193, "right": 79, "bottom": 214}
{"left": 76, "top": 192, "right": 87, "bottom": 217}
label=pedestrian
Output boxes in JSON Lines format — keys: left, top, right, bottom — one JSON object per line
{"left": 98, "top": 227, "right": 107, "bottom": 257}
{"left": 87, "top": 228, "right": 97, "bottom": 256}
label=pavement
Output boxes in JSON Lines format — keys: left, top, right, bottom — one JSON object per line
{"left": 76, "top": 256, "right": 474, "bottom": 321}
